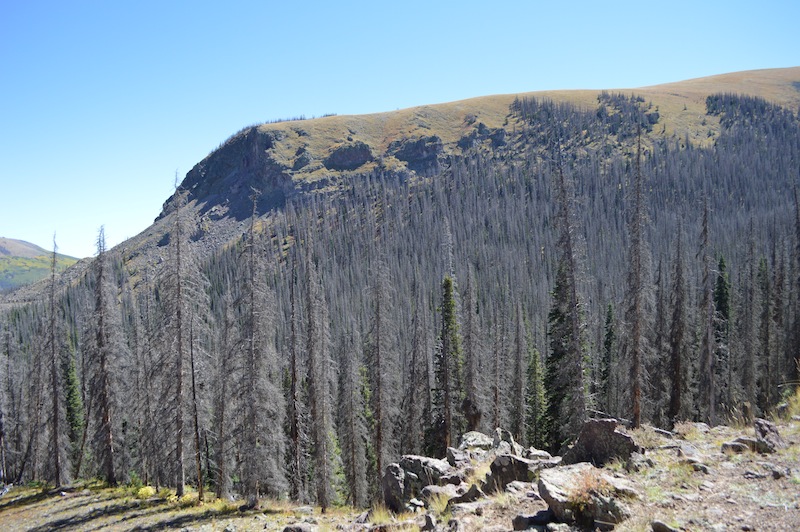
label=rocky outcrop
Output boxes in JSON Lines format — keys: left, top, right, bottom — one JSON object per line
{"left": 383, "top": 429, "right": 552, "bottom": 513}
{"left": 323, "top": 141, "right": 373, "bottom": 171}
{"left": 291, "top": 148, "right": 314, "bottom": 171}
{"left": 457, "top": 122, "right": 507, "bottom": 151}
{"left": 538, "top": 462, "right": 639, "bottom": 529}
{"left": 399, "top": 455, "right": 452, "bottom": 486}
{"left": 722, "top": 440, "right": 751, "bottom": 454}
{"left": 484, "top": 454, "right": 537, "bottom": 492}
{"left": 166, "top": 127, "right": 292, "bottom": 222}
{"left": 562, "top": 418, "right": 642, "bottom": 466}
{"left": 388, "top": 135, "right": 443, "bottom": 175}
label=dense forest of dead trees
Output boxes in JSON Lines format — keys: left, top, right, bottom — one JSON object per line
{"left": 1, "top": 92, "right": 798, "bottom": 508}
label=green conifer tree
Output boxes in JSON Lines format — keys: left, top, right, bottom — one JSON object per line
{"left": 430, "top": 276, "right": 464, "bottom": 457}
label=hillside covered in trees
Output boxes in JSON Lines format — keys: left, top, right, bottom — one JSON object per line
{"left": 1, "top": 68, "right": 799, "bottom": 511}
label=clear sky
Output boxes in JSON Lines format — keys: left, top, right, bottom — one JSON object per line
{"left": 1, "top": 0, "right": 798, "bottom": 258}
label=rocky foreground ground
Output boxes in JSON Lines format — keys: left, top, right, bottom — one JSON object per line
{"left": 0, "top": 417, "right": 798, "bottom": 531}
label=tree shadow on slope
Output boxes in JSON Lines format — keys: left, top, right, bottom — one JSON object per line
{"left": 129, "top": 505, "right": 257, "bottom": 531}
{"left": 25, "top": 498, "right": 169, "bottom": 532}
{"left": 0, "top": 489, "right": 50, "bottom": 512}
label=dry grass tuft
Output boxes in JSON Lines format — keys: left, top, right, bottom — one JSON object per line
{"left": 630, "top": 425, "right": 664, "bottom": 449}
{"left": 427, "top": 490, "right": 452, "bottom": 520}
{"left": 673, "top": 421, "right": 701, "bottom": 441}
{"left": 567, "top": 469, "right": 614, "bottom": 510}
{"left": 369, "top": 502, "right": 393, "bottom": 526}
{"left": 464, "top": 458, "right": 493, "bottom": 488}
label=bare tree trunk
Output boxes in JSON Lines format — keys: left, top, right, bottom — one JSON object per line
{"left": 93, "top": 228, "right": 117, "bottom": 486}
{"left": 629, "top": 131, "right": 644, "bottom": 429}
{"left": 699, "top": 199, "right": 715, "bottom": 425}
{"left": 48, "top": 236, "right": 62, "bottom": 487}
{"left": 667, "top": 228, "right": 685, "bottom": 425}
{"left": 175, "top": 188, "right": 187, "bottom": 497}
{"left": 190, "top": 318, "right": 203, "bottom": 503}
{"left": 288, "top": 255, "right": 303, "bottom": 502}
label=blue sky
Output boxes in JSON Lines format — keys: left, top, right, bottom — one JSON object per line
{"left": 1, "top": 0, "right": 798, "bottom": 258}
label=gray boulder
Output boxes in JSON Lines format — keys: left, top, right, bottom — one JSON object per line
{"left": 399, "top": 455, "right": 452, "bottom": 486}
{"left": 382, "top": 463, "right": 406, "bottom": 513}
{"left": 451, "top": 483, "right": 485, "bottom": 504}
{"left": 538, "top": 463, "right": 636, "bottom": 528}
{"left": 282, "top": 525, "right": 315, "bottom": 532}
{"left": 721, "top": 440, "right": 750, "bottom": 454}
{"left": 754, "top": 418, "right": 787, "bottom": 453}
{"left": 459, "top": 431, "right": 493, "bottom": 451}
{"left": 484, "top": 454, "right": 537, "bottom": 492}
{"left": 492, "top": 428, "right": 524, "bottom": 456}
{"left": 524, "top": 447, "right": 553, "bottom": 461}
{"left": 422, "top": 481, "right": 485, "bottom": 510}
{"left": 562, "top": 419, "right": 642, "bottom": 466}
{"left": 446, "top": 446, "right": 471, "bottom": 468}
{"left": 421, "top": 483, "right": 460, "bottom": 505}
{"left": 651, "top": 520, "right": 681, "bottom": 532}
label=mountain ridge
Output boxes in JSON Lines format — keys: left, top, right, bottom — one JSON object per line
{"left": 0, "top": 237, "right": 79, "bottom": 292}
{"left": 4, "top": 66, "right": 799, "bottom": 302}
{"left": 165, "top": 66, "right": 800, "bottom": 222}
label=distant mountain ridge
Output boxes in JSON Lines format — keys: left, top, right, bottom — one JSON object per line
{"left": 5, "top": 66, "right": 800, "bottom": 301}
{"left": 0, "top": 237, "right": 79, "bottom": 292}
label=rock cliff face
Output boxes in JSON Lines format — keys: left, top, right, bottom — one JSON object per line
{"left": 161, "top": 127, "right": 294, "bottom": 222}
{"left": 158, "top": 111, "right": 514, "bottom": 224}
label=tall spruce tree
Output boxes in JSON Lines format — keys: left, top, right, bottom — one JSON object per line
{"left": 47, "top": 235, "right": 67, "bottom": 487}
{"left": 337, "top": 325, "right": 368, "bottom": 507}
{"left": 430, "top": 276, "right": 464, "bottom": 457}
{"left": 544, "top": 154, "right": 587, "bottom": 453}
{"left": 157, "top": 184, "right": 209, "bottom": 495}
{"left": 365, "top": 259, "right": 397, "bottom": 490}
{"left": 600, "top": 304, "right": 616, "bottom": 416}
{"left": 740, "top": 222, "right": 757, "bottom": 415}
{"left": 713, "top": 256, "right": 732, "bottom": 415}
{"left": 461, "top": 266, "right": 483, "bottom": 432}
{"left": 402, "top": 284, "right": 432, "bottom": 456}
{"left": 757, "top": 257, "right": 773, "bottom": 413}
{"left": 212, "top": 291, "right": 236, "bottom": 499}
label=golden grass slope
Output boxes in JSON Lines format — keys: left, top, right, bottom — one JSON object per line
{"left": 257, "top": 66, "right": 800, "bottom": 172}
